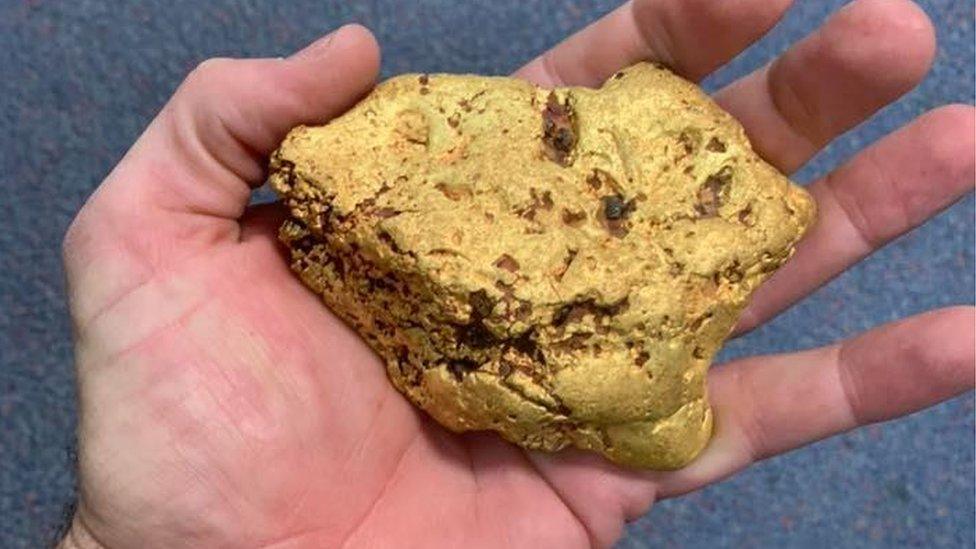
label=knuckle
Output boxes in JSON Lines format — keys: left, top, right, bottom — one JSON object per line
{"left": 182, "top": 57, "right": 237, "bottom": 92}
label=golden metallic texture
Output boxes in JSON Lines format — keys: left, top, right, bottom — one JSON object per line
{"left": 270, "top": 63, "right": 815, "bottom": 469}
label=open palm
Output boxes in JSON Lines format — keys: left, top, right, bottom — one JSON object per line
{"left": 62, "top": 2, "right": 974, "bottom": 548}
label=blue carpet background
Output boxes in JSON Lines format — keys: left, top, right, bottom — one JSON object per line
{"left": 1, "top": 1, "right": 973, "bottom": 547}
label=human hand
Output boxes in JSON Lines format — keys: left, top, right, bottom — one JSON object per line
{"left": 61, "top": 2, "right": 973, "bottom": 548}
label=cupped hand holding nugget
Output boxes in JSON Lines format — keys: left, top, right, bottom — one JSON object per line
{"left": 62, "top": 2, "right": 973, "bottom": 548}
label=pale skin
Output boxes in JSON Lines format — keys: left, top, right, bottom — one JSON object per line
{"left": 59, "top": 0, "right": 974, "bottom": 547}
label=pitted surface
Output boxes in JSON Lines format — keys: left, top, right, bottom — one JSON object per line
{"left": 272, "top": 63, "right": 814, "bottom": 468}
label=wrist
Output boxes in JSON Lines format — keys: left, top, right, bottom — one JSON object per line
{"left": 58, "top": 516, "right": 105, "bottom": 549}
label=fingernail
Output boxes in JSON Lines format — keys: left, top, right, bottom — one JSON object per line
{"left": 290, "top": 25, "right": 344, "bottom": 61}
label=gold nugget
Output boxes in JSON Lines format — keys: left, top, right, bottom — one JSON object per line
{"left": 270, "top": 63, "right": 815, "bottom": 469}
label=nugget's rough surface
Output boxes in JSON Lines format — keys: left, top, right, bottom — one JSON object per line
{"left": 270, "top": 63, "right": 815, "bottom": 469}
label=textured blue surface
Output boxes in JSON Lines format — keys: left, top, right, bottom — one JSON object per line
{"left": 1, "top": 1, "right": 973, "bottom": 547}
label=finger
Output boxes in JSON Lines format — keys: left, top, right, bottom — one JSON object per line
{"left": 736, "top": 104, "right": 975, "bottom": 334}
{"left": 141, "top": 24, "right": 378, "bottom": 219}
{"left": 62, "top": 26, "right": 379, "bottom": 328}
{"left": 655, "top": 306, "right": 975, "bottom": 498}
{"left": 716, "top": 0, "right": 935, "bottom": 173}
{"left": 78, "top": 24, "right": 379, "bottom": 235}
{"left": 514, "top": 0, "right": 792, "bottom": 87}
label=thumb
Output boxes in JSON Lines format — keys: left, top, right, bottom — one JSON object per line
{"left": 63, "top": 24, "right": 379, "bottom": 327}
{"left": 114, "top": 23, "right": 381, "bottom": 222}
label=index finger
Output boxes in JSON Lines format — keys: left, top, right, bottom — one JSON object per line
{"left": 514, "top": 0, "right": 792, "bottom": 87}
